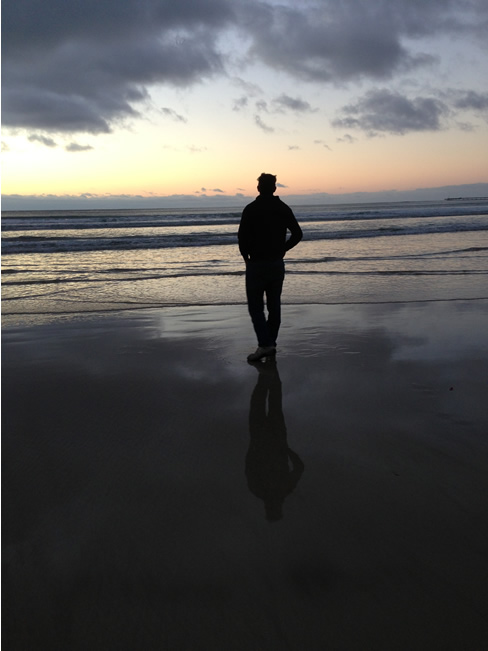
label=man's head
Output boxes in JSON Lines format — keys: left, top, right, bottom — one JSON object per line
{"left": 257, "top": 173, "right": 277, "bottom": 196}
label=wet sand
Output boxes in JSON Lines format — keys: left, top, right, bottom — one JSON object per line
{"left": 3, "top": 301, "right": 488, "bottom": 650}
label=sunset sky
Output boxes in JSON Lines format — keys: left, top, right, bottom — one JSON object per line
{"left": 2, "top": 0, "right": 488, "bottom": 209}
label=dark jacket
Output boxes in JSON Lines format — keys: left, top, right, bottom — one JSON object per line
{"left": 238, "top": 195, "right": 302, "bottom": 262}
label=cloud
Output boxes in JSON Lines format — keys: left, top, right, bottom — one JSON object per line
{"left": 231, "top": 77, "right": 262, "bottom": 97}
{"left": 232, "top": 96, "right": 248, "bottom": 111}
{"left": 161, "top": 107, "right": 187, "bottom": 123}
{"left": 255, "top": 95, "right": 315, "bottom": 115}
{"left": 2, "top": 0, "right": 487, "bottom": 137}
{"left": 65, "top": 143, "right": 94, "bottom": 152}
{"left": 255, "top": 100, "right": 269, "bottom": 113}
{"left": 451, "top": 90, "right": 488, "bottom": 115}
{"left": 212, "top": 188, "right": 224, "bottom": 192}
{"left": 243, "top": 1, "right": 486, "bottom": 83}
{"left": 272, "top": 94, "right": 316, "bottom": 113}
{"left": 288, "top": 145, "right": 300, "bottom": 150}
{"left": 333, "top": 89, "right": 448, "bottom": 135}
{"left": 2, "top": 0, "right": 234, "bottom": 134}
{"left": 314, "top": 139, "right": 332, "bottom": 150}
{"left": 28, "top": 134, "right": 57, "bottom": 147}
{"left": 2, "top": 142, "right": 10, "bottom": 153}
{"left": 4, "top": 182, "right": 488, "bottom": 210}
{"left": 337, "top": 134, "right": 356, "bottom": 144}
{"left": 254, "top": 115, "right": 274, "bottom": 133}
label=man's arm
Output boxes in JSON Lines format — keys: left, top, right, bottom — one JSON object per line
{"left": 284, "top": 209, "right": 303, "bottom": 253}
{"left": 238, "top": 210, "right": 250, "bottom": 262}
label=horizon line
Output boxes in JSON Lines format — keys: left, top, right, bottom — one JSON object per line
{"left": 2, "top": 182, "right": 488, "bottom": 211}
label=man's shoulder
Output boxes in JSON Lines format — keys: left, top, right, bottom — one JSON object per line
{"left": 243, "top": 197, "right": 258, "bottom": 210}
{"left": 242, "top": 195, "right": 292, "bottom": 215}
{"left": 274, "top": 196, "right": 295, "bottom": 216}
{"left": 274, "top": 196, "right": 290, "bottom": 208}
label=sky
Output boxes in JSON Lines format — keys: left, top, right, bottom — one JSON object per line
{"left": 2, "top": 0, "right": 488, "bottom": 209}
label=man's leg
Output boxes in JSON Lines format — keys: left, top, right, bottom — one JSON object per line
{"left": 246, "top": 262, "right": 274, "bottom": 348}
{"left": 265, "top": 260, "right": 285, "bottom": 347}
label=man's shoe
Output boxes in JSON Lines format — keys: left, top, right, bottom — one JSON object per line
{"left": 247, "top": 346, "right": 276, "bottom": 362}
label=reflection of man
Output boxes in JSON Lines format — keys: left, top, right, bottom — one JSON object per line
{"left": 238, "top": 173, "right": 302, "bottom": 362}
{"left": 245, "top": 358, "right": 304, "bottom": 522}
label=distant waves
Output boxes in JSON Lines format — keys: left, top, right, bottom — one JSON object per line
{"left": 2, "top": 200, "right": 487, "bottom": 255}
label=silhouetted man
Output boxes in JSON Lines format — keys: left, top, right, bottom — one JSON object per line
{"left": 238, "top": 173, "right": 302, "bottom": 362}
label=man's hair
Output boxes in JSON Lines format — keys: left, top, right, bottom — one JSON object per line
{"left": 257, "top": 173, "right": 277, "bottom": 193}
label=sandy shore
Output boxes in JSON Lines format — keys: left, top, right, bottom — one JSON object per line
{"left": 3, "top": 301, "right": 488, "bottom": 650}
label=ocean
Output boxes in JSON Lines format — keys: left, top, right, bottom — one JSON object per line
{"left": 2, "top": 199, "right": 488, "bottom": 326}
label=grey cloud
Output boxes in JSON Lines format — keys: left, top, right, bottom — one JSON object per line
{"left": 314, "top": 139, "right": 332, "bottom": 150}
{"left": 28, "top": 134, "right": 57, "bottom": 147}
{"left": 161, "top": 108, "right": 188, "bottom": 123}
{"left": 243, "top": 0, "right": 485, "bottom": 83}
{"left": 288, "top": 145, "right": 300, "bottom": 150}
{"left": 256, "top": 95, "right": 315, "bottom": 115}
{"left": 452, "top": 90, "right": 488, "bottom": 114}
{"left": 2, "top": 0, "right": 233, "bottom": 53}
{"left": 337, "top": 134, "right": 356, "bottom": 144}
{"left": 256, "top": 100, "right": 269, "bottom": 113}
{"left": 2, "top": 0, "right": 486, "bottom": 136}
{"left": 2, "top": 0, "right": 234, "bottom": 133}
{"left": 233, "top": 97, "right": 248, "bottom": 111}
{"left": 212, "top": 188, "right": 224, "bottom": 192}
{"left": 231, "top": 77, "right": 263, "bottom": 97}
{"left": 244, "top": 3, "right": 423, "bottom": 83}
{"left": 272, "top": 94, "right": 316, "bottom": 113}
{"left": 254, "top": 115, "right": 274, "bottom": 133}
{"left": 333, "top": 89, "right": 448, "bottom": 135}
{"left": 65, "top": 143, "right": 94, "bottom": 152}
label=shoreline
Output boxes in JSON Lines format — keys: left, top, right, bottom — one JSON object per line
{"left": 3, "top": 300, "right": 488, "bottom": 649}
{"left": 3, "top": 294, "right": 488, "bottom": 330}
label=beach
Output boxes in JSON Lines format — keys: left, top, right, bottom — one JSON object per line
{"left": 3, "top": 300, "right": 488, "bottom": 650}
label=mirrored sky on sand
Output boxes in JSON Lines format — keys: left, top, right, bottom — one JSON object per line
{"left": 3, "top": 302, "right": 488, "bottom": 648}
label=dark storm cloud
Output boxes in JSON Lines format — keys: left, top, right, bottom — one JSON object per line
{"left": 332, "top": 89, "right": 448, "bottom": 135}
{"left": 2, "top": 0, "right": 234, "bottom": 133}
{"left": 2, "top": 0, "right": 486, "bottom": 135}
